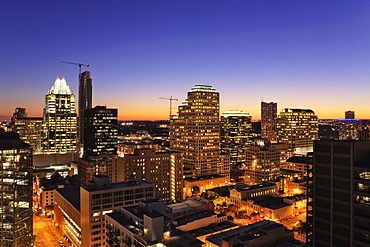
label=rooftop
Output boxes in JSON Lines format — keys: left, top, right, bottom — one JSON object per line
{"left": 82, "top": 179, "right": 152, "bottom": 192}
{"left": 188, "top": 221, "right": 238, "bottom": 237}
{"left": 0, "top": 132, "right": 30, "bottom": 149}
{"left": 56, "top": 186, "right": 80, "bottom": 211}
{"left": 175, "top": 210, "right": 217, "bottom": 226}
{"left": 206, "top": 220, "right": 284, "bottom": 246}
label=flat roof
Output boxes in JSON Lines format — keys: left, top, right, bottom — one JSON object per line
{"left": 56, "top": 186, "right": 80, "bottom": 211}
{"left": 0, "top": 132, "right": 30, "bottom": 149}
{"left": 82, "top": 180, "right": 152, "bottom": 192}
{"left": 286, "top": 156, "right": 313, "bottom": 164}
{"left": 184, "top": 174, "right": 224, "bottom": 182}
{"left": 107, "top": 211, "right": 141, "bottom": 235}
{"left": 175, "top": 210, "right": 216, "bottom": 226}
{"left": 235, "top": 182, "right": 276, "bottom": 192}
{"left": 206, "top": 220, "right": 280, "bottom": 246}
{"left": 188, "top": 221, "right": 238, "bottom": 237}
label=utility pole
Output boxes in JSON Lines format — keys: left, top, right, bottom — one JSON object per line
{"left": 159, "top": 96, "right": 178, "bottom": 119}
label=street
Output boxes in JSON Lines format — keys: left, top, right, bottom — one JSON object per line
{"left": 33, "top": 214, "right": 66, "bottom": 247}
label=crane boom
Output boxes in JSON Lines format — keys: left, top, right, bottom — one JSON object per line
{"left": 160, "top": 96, "right": 178, "bottom": 119}
{"left": 59, "top": 61, "right": 90, "bottom": 75}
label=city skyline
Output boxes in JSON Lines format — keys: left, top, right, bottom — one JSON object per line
{"left": 2, "top": 1, "right": 370, "bottom": 121}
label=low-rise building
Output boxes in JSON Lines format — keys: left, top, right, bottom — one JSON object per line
{"left": 205, "top": 220, "right": 293, "bottom": 247}
{"left": 105, "top": 199, "right": 204, "bottom": 247}
{"left": 167, "top": 197, "right": 214, "bottom": 218}
{"left": 174, "top": 210, "right": 227, "bottom": 231}
{"left": 229, "top": 182, "right": 277, "bottom": 207}
{"left": 184, "top": 175, "right": 230, "bottom": 198}
{"left": 54, "top": 175, "right": 155, "bottom": 247}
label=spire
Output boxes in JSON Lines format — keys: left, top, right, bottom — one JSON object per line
{"left": 48, "top": 77, "right": 73, "bottom": 95}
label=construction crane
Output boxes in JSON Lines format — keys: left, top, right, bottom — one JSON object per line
{"left": 59, "top": 61, "right": 90, "bottom": 77}
{"left": 159, "top": 96, "right": 178, "bottom": 119}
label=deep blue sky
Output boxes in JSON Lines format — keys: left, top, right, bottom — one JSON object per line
{"left": 1, "top": 1, "right": 370, "bottom": 120}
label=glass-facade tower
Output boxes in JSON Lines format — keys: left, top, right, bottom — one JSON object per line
{"left": 0, "top": 133, "right": 33, "bottom": 247}
{"left": 42, "top": 77, "right": 77, "bottom": 153}
{"left": 220, "top": 110, "right": 252, "bottom": 167}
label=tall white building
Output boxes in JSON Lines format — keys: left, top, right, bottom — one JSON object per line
{"left": 42, "top": 77, "right": 77, "bottom": 153}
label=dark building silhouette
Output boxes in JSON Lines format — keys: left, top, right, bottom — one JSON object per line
{"left": 0, "top": 132, "right": 33, "bottom": 247}
{"left": 78, "top": 71, "right": 92, "bottom": 146}
{"left": 261, "top": 101, "right": 277, "bottom": 142}
{"left": 345, "top": 110, "right": 355, "bottom": 119}
{"left": 83, "top": 106, "right": 118, "bottom": 156}
{"left": 313, "top": 140, "right": 370, "bottom": 246}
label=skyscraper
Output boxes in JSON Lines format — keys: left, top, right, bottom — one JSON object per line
{"left": 261, "top": 101, "right": 277, "bottom": 142}
{"left": 42, "top": 77, "right": 77, "bottom": 153}
{"left": 12, "top": 107, "right": 28, "bottom": 120}
{"left": 220, "top": 110, "right": 252, "bottom": 167}
{"left": 78, "top": 71, "right": 92, "bottom": 146}
{"left": 313, "top": 140, "right": 370, "bottom": 246}
{"left": 345, "top": 110, "right": 355, "bottom": 119}
{"left": 12, "top": 117, "right": 43, "bottom": 152}
{"left": 170, "top": 85, "right": 226, "bottom": 178}
{"left": 83, "top": 105, "right": 118, "bottom": 157}
{"left": 0, "top": 132, "right": 33, "bottom": 247}
{"left": 277, "top": 108, "right": 318, "bottom": 156}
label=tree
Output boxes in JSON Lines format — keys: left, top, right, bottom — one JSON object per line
{"left": 293, "top": 220, "right": 309, "bottom": 237}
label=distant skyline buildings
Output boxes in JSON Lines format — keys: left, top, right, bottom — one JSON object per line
{"left": 277, "top": 108, "right": 319, "bottom": 156}
{"left": 220, "top": 110, "right": 253, "bottom": 168}
{"left": 261, "top": 101, "right": 277, "bottom": 142}
{"left": 345, "top": 110, "right": 355, "bottom": 119}
{"left": 2, "top": 1, "right": 370, "bottom": 121}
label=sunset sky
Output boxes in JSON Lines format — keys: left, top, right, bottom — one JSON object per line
{"left": 1, "top": 1, "right": 370, "bottom": 121}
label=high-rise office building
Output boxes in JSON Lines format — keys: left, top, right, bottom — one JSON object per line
{"left": 79, "top": 146, "right": 184, "bottom": 202}
{"left": 170, "top": 85, "right": 225, "bottom": 178}
{"left": 277, "top": 108, "right": 318, "bottom": 156}
{"left": 78, "top": 71, "right": 92, "bottom": 146}
{"left": 0, "top": 132, "right": 33, "bottom": 247}
{"left": 313, "top": 140, "right": 370, "bottom": 246}
{"left": 220, "top": 110, "right": 252, "bottom": 167}
{"left": 244, "top": 139, "right": 287, "bottom": 185}
{"left": 345, "top": 110, "right": 355, "bottom": 119}
{"left": 12, "top": 107, "right": 28, "bottom": 120}
{"left": 261, "top": 101, "right": 277, "bottom": 142}
{"left": 83, "top": 105, "right": 118, "bottom": 157}
{"left": 337, "top": 119, "right": 361, "bottom": 140}
{"left": 123, "top": 148, "right": 184, "bottom": 202}
{"left": 42, "top": 77, "right": 77, "bottom": 153}
{"left": 12, "top": 117, "right": 43, "bottom": 153}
